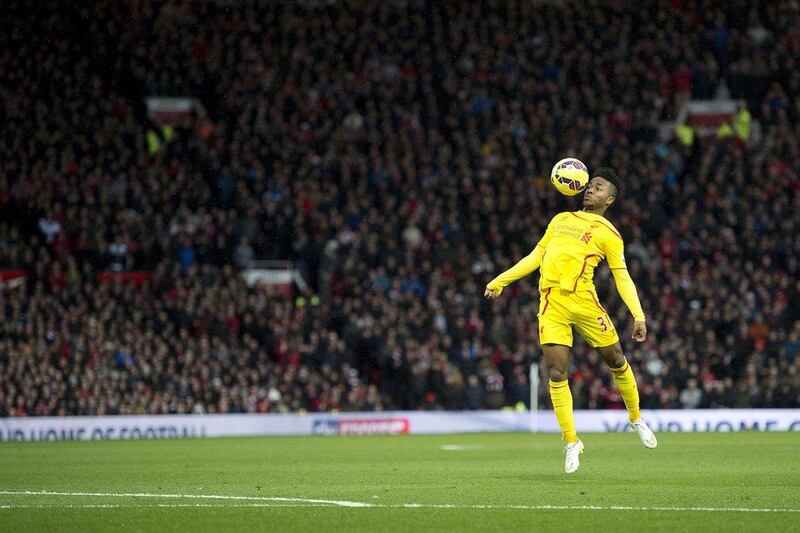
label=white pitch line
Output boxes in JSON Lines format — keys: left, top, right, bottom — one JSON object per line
{"left": 0, "top": 490, "right": 370, "bottom": 508}
{"left": 396, "top": 503, "right": 800, "bottom": 513}
{"left": 0, "top": 504, "right": 329, "bottom": 509}
{"left": 0, "top": 490, "right": 798, "bottom": 514}
{"left": 440, "top": 444, "right": 483, "bottom": 451}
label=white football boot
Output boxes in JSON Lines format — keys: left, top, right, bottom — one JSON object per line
{"left": 563, "top": 439, "right": 585, "bottom": 473}
{"left": 629, "top": 418, "right": 658, "bottom": 448}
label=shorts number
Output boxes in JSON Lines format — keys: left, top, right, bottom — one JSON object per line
{"left": 597, "top": 316, "right": 608, "bottom": 332}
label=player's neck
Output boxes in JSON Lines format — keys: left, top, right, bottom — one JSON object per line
{"left": 581, "top": 206, "right": 607, "bottom": 217}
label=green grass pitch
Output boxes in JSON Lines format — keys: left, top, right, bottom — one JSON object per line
{"left": 0, "top": 432, "right": 798, "bottom": 531}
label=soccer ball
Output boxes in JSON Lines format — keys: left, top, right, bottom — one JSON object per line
{"left": 550, "top": 158, "right": 589, "bottom": 196}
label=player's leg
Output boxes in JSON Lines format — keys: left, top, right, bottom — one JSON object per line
{"left": 538, "top": 290, "right": 578, "bottom": 444}
{"left": 573, "top": 292, "right": 656, "bottom": 448}
{"left": 595, "top": 342, "right": 657, "bottom": 448}
{"left": 570, "top": 292, "right": 639, "bottom": 420}
{"left": 538, "top": 289, "right": 584, "bottom": 472}
{"left": 542, "top": 343, "right": 577, "bottom": 444}
{"left": 595, "top": 341, "right": 641, "bottom": 422}
{"left": 543, "top": 343, "right": 584, "bottom": 473}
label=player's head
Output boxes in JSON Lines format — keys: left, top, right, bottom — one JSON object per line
{"left": 583, "top": 167, "right": 619, "bottom": 211}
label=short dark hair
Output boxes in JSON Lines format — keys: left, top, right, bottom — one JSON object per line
{"left": 594, "top": 166, "right": 619, "bottom": 199}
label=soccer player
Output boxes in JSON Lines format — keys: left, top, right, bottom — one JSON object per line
{"left": 484, "top": 168, "right": 657, "bottom": 473}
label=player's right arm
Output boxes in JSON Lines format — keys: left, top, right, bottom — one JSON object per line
{"left": 483, "top": 246, "right": 544, "bottom": 298}
{"left": 484, "top": 214, "right": 560, "bottom": 299}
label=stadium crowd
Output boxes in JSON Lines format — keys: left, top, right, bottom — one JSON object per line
{"left": 1, "top": 0, "right": 799, "bottom": 416}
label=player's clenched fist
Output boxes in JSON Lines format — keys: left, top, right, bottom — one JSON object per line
{"left": 632, "top": 320, "right": 647, "bottom": 342}
{"left": 484, "top": 285, "right": 503, "bottom": 299}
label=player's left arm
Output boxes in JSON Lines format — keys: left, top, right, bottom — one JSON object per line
{"left": 605, "top": 235, "right": 647, "bottom": 342}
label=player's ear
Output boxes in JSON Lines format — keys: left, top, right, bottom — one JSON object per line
{"left": 606, "top": 195, "right": 615, "bottom": 207}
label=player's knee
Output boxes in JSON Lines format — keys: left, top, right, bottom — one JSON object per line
{"left": 606, "top": 346, "right": 625, "bottom": 369}
{"left": 547, "top": 366, "right": 568, "bottom": 382}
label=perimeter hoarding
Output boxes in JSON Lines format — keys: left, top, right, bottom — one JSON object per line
{"left": 1, "top": 410, "right": 798, "bottom": 441}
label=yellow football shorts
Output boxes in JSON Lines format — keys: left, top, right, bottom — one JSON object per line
{"left": 537, "top": 288, "right": 619, "bottom": 348}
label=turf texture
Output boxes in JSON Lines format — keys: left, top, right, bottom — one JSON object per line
{"left": 0, "top": 432, "right": 798, "bottom": 532}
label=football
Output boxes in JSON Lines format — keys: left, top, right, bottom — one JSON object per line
{"left": 550, "top": 158, "right": 589, "bottom": 196}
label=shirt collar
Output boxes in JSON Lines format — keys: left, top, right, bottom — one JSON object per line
{"left": 576, "top": 210, "right": 606, "bottom": 221}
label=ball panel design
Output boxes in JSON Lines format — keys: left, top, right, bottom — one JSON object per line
{"left": 550, "top": 157, "right": 589, "bottom": 196}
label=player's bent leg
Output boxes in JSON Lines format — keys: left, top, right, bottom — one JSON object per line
{"left": 543, "top": 344, "right": 584, "bottom": 472}
{"left": 595, "top": 341, "right": 625, "bottom": 369}
{"left": 596, "top": 342, "right": 657, "bottom": 449}
{"left": 596, "top": 342, "right": 640, "bottom": 421}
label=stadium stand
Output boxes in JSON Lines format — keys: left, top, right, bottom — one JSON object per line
{"left": 1, "top": 0, "right": 798, "bottom": 416}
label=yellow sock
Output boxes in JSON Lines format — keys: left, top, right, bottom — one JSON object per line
{"left": 549, "top": 379, "right": 577, "bottom": 444}
{"left": 611, "top": 358, "right": 641, "bottom": 422}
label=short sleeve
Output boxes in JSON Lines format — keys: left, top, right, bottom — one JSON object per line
{"left": 604, "top": 234, "right": 627, "bottom": 269}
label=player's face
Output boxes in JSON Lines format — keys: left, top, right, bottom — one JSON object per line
{"left": 583, "top": 177, "right": 615, "bottom": 209}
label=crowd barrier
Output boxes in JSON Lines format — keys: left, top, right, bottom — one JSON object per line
{"left": 1, "top": 409, "right": 798, "bottom": 441}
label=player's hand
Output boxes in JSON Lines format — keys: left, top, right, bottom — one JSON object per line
{"left": 632, "top": 320, "right": 647, "bottom": 342}
{"left": 484, "top": 286, "right": 503, "bottom": 299}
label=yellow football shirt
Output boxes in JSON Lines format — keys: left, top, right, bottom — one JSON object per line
{"left": 537, "top": 211, "right": 626, "bottom": 293}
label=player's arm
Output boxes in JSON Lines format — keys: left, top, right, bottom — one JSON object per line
{"left": 484, "top": 215, "right": 559, "bottom": 299}
{"left": 484, "top": 245, "right": 544, "bottom": 298}
{"left": 605, "top": 236, "right": 647, "bottom": 341}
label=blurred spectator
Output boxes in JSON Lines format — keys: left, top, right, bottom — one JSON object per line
{"left": 679, "top": 379, "right": 703, "bottom": 409}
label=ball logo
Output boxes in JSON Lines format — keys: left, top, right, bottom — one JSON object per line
{"left": 557, "top": 176, "right": 583, "bottom": 190}
{"left": 561, "top": 160, "right": 586, "bottom": 171}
